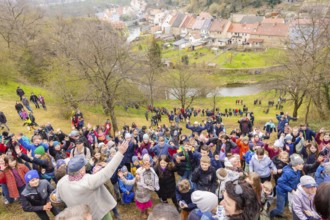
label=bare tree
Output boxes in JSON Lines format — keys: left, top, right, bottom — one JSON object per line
{"left": 277, "top": 9, "right": 330, "bottom": 119}
{"left": 0, "top": 0, "right": 43, "bottom": 49}
{"left": 163, "top": 65, "right": 206, "bottom": 109}
{"left": 52, "top": 18, "right": 136, "bottom": 132}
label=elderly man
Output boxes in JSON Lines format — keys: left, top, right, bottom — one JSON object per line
{"left": 56, "top": 141, "right": 128, "bottom": 220}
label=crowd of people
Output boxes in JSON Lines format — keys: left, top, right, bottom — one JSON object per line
{"left": 0, "top": 88, "right": 330, "bottom": 220}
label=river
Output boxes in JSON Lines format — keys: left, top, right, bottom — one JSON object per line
{"left": 167, "top": 84, "right": 266, "bottom": 100}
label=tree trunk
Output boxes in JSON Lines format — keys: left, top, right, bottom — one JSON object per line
{"left": 304, "top": 97, "right": 312, "bottom": 125}
{"left": 109, "top": 106, "right": 118, "bottom": 134}
{"left": 213, "top": 95, "right": 216, "bottom": 114}
{"left": 292, "top": 100, "right": 299, "bottom": 118}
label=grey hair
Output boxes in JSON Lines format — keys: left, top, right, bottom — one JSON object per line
{"left": 147, "top": 204, "right": 180, "bottom": 220}
{"left": 55, "top": 204, "right": 91, "bottom": 220}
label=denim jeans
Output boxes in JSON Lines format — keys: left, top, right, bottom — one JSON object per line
{"left": 269, "top": 191, "right": 287, "bottom": 218}
{"left": 1, "top": 184, "right": 24, "bottom": 203}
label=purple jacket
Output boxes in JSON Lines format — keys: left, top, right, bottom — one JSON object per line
{"left": 292, "top": 185, "right": 320, "bottom": 220}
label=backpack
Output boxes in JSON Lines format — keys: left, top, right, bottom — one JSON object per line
{"left": 72, "top": 146, "right": 87, "bottom": 157}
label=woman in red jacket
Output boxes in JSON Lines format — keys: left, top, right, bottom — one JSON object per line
{"left": 0, "top": 155, "right": 29, "bottom": 203}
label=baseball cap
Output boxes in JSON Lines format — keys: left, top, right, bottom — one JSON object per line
{"left": 68, "top": 155, "right": 88, "bottom": 173}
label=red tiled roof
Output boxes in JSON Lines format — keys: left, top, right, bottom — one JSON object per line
{"left": 247, "top": 38, "right": 264, "bottom": 43}
{"left": 192, "top": 19, "right": 205, "bottom": 30}
{"left": 150, "top": 25, "right": 161, "bottom": 33}
{"left": 253, "top": 23, "right": 289, "bottom": 37}
{"left": 227, "top": 23, "right": 259, "bottom": 34}
{"left": 186, "top": 17, "right": 196, "bottom": 29}
{"left": 228, "top": 23, "right": 289, "bottom": 37}
{"left": 209, "top": 19, "right": 228, "bottom": 32}
{"left": 180, "top": 15, "right": 193, "bottom": 28}
{"left": 262, "top": 18, "right": 285, "bottom": 24}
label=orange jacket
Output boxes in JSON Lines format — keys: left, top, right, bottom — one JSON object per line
{"left": 236, "top": 139, "right": 249, "bottom": 160}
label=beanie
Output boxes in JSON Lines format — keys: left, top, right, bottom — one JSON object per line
{"left": 285, "top": 134, "right": 293, "bottom": 142}
{"left": 25, "top": 170, "right": 39, "bottom": 183}
{"left": 290, "top": 154, "right": 304, "bottom": 167}
{"left": 191, "top": 190, "right": 218, "bottom": 213}
{"left": 132, "top": 156, "right": 138, "bottom": 163}
{"left": 142, "top": 149, "right": 149, "bottom": 156}
{"left": 34, "top": 146, "right": 45, "bottom": 155}
{"left": 53, "top": 141, "right": 60, "bottom": 147}
{"left": 143, "top": 134, "right": 149, "bottom": 140}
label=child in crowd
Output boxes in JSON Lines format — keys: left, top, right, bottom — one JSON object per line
{"left": 270, "top": 154, "right": 304, "bottom": 219}
{"left": 245, "top": 172, "right": 262, "bottom": 204}
{"left": 154, "top": 155, "right": 179, "bottom": 210}
{"left": 0, "top": 156, "right": 29, "bottom": 203}
{"left": 215, "top": 168, "right": 238, "bottom": 202}
{"left": 135, "top": 154, "right": 159, "bottom": 218}
{"left": 261, "top": 181, "right": 274, "bottom": 214}
{"left": 236, "top": 136, "right": 250, "bottom": 170}
{"left": 264, "top": 139, "right": 282, "bottom": 160}
{"left": 243, "top": 144, "right": 259, "bottom": 173}
{"left": 272, "top": 151, "right": 289, "bottom": 194}
{"left": 131, "top": 156, "right": 141, "bottom": 176}
{"left": 175, "top": 143, "right": 195, "bottom": 181}
{"left": 301, "top": 142, "right": 319, "bottom": 176}
{"left": 118, "top": 166, "right": 135, "bottom": 204}
{"left": 284, "top": 134, "right": 295, "bottom": 156}
{"left": 249, "top": 148, "right": 277, "bottom": 183}
{"left": 187, "top": 190, "right": 218, "bottom": 220}
{"left": 18, "top": 146, "right": 55, "bottom": 182}
{"left": 20, "top": 170, "right": 59, "bottom": 219}
{"left": 175, "top": 179, "right": 196, "bottom": 220}
{"left": 191, "top": 156, "right": 217, "bottom": 193}
{"left": 291, "top": 176, "right": 320, "bottom": 220}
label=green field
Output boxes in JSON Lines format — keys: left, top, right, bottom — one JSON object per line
{"left": 162, "top": 47, "right": 285, "bottom": 68}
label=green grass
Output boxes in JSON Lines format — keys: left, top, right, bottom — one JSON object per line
{"left": 162, "top": 47, "right": 285, "bottom": 68}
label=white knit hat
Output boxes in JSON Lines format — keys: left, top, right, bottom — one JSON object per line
{"left": 191, "top": 190, "right": 218, "bottom": 213}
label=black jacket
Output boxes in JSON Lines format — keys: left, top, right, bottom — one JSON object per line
{"left": 0, "top": 112, "right": 6, "bottom": 123}
{"left": 155, "top": 165, "right": 177, "bottom": 199}
{"left": 20, "top": 179, "right": 53, "bottom": 212}
{"left": 191, "top": 166, "right": 217, "bottom": 193}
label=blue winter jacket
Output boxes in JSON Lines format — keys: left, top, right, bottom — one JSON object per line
{"left": 299, "top": 129, "right": 316, "bottom": 141}
{"left": 118, "top": 172, "right": 135, "bottom": 194}
{"left": 18, "top": 139, "right": 49, "bottom": 157}
{"left": 243, "top": 150, "right": 254, "bottom": 164}
{"left": 186, "top": 123, "right": 206, "bottom": 135}
{"left": 276, "top": 165, "right": 301, "bottom": 194}
{"left": 149, "top": 143, "right": 175, "bottom": 158}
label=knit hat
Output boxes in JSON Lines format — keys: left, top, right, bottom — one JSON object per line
{"left": 191, "top": 190, "right": 218, "bottom": 213}
{"left": 284, "top": 134, "right": 293, "bottom": 142}
{"left": 34, "top": 146, "right": 45, "bottom": 155}
{"left": 25, "top": 170, "right": 39, "bottom": 183}
{"left": 132, "top": 156, "right": 138, "bottom": 163}
{"left": 300, "top": 176, "right": 317, "bottom": 188}
{"left": 121, "top": 166, "right": 128, "bottom": 173}
{"left": 125, "top": 133, "right": 131, "bottom": 139}
{"left": 53, "top": 141, "right": 60, "bottom": 147}
{"left": 56, "top": 159, "right": 66, "bottom": 170}
{"left": 143, "top": 134, "right": 149, "bottom": 140}
{"left": 75, "top": 136, "right": 85, "bottom": 144}
{"left": 290, "top": 154, "right": 304, "bottom": 166}
{"left": 142, "top": 149, "right": 149, "bottom": 156}
{"left": 69, "top": 130, "right": 79, "bottom": 137}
